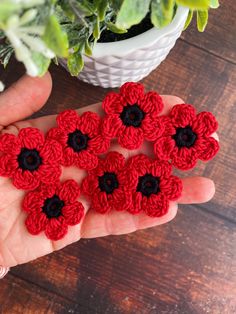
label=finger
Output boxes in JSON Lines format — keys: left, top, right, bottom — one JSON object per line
{"left": 15, "top": 95, "right": 185, "bottom": 133}
{"left": 0, "top": 72, "right": 52, "bottom": 130}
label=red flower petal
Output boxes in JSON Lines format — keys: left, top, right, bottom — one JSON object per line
{"left": 172, "top": 147, "right": 197, "bottom": 170}
{"left": 62, "top": 202, "right": 84, "bottom": 226}
{"left": 62, "top": 147, "right": 77, "bottom": 166}
{"left": 89, "top": 135, "right": 110, "bottom": 154}
{"left": 23, "top": 191, "right": 44, "bottom": 213}
{"left": 40, "top": 139, "right": 62, "bottom": 163}
{"left": 40, "top": 182, "right": 58, "bottom": 199}
{"left": 101, "top": 114, "right": 123, "bottom": 138}
{"left": 56, "top": 110, "right": 78, "bottom": 132}
{"left": 154, "top": 136, "right": 176, "bottom": 161}
{"left": 126, "top": 154, "right": 150, "bottom": 174}
{"left": 160, "top": 176, "right": 183, "bottom": 201}
{"left": 170, "top": 104, "right": 196, "bottom": 128}
{"left": 81, "top": 175, "right": 98, "bottom": 196}
{"left": 76, "top": 150, "right": 98, "bottom": 170}
{"left": 192, "top": 112, "right": 218, "bottom": 137}
{"left": 46, "top": 127, "right": 67, "bottom": 146}
{"left": 25, "top": 211, "right": 47, "bottom": 235}
{"left": 18, "top": 128, "right": 44, "bottom": 150}
{"left": 111, "top": 188, "right": 132, "bottom": 211}
{"left": 120, "top": 82, "right": 144, "bottom": 105}
{"left": 148, "top": 159, "right": 172, "bottom": 178}
{"left": 102, "top": 92, "right": 124, "bottom": 114}
{"left": 118, "top": 126, "right": 144, "bottom": 149}
{"left": 128, "top": 191, "right": 143, "bottom": 214}
{"left": 0, "top": 154, "right": 17, "bottom": 176}
{"left": 0, "top": 133, "right": 20, "bottom": 154}
{"left": 78, "top": 111, "right": 100, "bottom": 137}
{"left": 45, "top": 216, "right": 68, "bottom": 241}
{"left": 118, "top": 169, "right": 138, "bottom": 189}
{"left": 103, "top": 151, "right": 125, "bottom": 172}
{"left": 139, "top": 91, "right": 163, "bottom": 116}
{"left": 13, "top": 169, "right": 39, "bottom": 190}
{"left": 142, "top": 115, "right": 165, "bottom": 141}
{"left": 143, "top": 193, "right": 169, "bottom": 218}
{"left": 197, "top": 137, "right": 219, "bottom": 161}
{"left": 58, "top": 179, "right": 80, "bottom": 203}
{"left": 38, "top": 164, "right": 61, "bottom": 184}
{"left": 91, "top": 191, "right": 110, "bottom": 214}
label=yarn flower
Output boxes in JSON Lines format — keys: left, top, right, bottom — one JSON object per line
{"left": 47, "top": 110, "right": 109, "bottom": 170}
{"left": 23, "top": 180, "right": 85, "bottom": 241}
{"left": 124, "top": 154, "right": 182, "bottom": 217}
{"left": 81, "top": 151, "right": 132, "bottom": 213}
{"left": 154, "top": 104, "right": 219, "bottom": 170}
{"left": 102, "top": 82, "right": 164, "bottom": 149}
{"left": 0, "top": 128, "right": 62, "bottom": 190}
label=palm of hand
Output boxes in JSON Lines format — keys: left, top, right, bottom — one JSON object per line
{"left": 0, "top": 73, "right": 216, "bottom": 268}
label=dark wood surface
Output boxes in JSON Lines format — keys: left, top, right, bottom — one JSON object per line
{"left": 0, "top": 1, "right": 236, "bottom": 313}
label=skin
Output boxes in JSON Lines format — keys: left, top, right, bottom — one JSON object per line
{"left": 0, "top": 72, "right": 217, "bottom": 268}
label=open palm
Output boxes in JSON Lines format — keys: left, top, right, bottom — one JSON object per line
{"left": 0, "top": 73, "right": 216, "bottom": 268}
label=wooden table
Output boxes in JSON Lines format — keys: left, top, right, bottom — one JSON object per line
{"left": 0, "top": 1, "right": 235, "bottom": 313}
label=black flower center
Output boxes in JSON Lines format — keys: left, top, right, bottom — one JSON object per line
{"left": 98, "top": 172, "right": 119, "bottom": 194}
{"left": 137, "top": 174, "right": 160, "bottom": 197}
{"left": 42, "top": 195, "right": 64, "bottom": 219}
{"left": 120, "top": 104, "right": 145, "bottom": 127}
{"left": 17, "top": 148, "right": 42, "bottom": 171}
{"left": 172, "top": 126, "right": 197, "bottom": 148}
{"left": 67, "top": 130, "right": 90, "bottom": 152}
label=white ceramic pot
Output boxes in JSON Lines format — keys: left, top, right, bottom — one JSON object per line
{"left": 61, "top": 6, "right": 188, "bottom": 88}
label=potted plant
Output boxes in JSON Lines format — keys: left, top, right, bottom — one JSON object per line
{"left": 0, "top": 0, "right": 219, "bottom": 88}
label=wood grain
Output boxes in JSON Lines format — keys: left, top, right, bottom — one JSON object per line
{"left": 0, "top": 0, "right": 236, "bottom": 312}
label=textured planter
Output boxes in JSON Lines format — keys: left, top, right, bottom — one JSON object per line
{"left": 61, "top": 6, "right": 188, "bottom": 88}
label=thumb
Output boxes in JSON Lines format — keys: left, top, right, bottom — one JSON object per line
{"left": 0, "top": 72, "right": 52, "bottom": 130}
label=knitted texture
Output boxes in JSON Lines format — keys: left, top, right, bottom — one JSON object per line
{"left": 102, "top": 82, "right": 165, "bottom": 149}
{"left": 23, "top": 180, "right": 84, "bottom": 241}
{"left": 154, "top": 104, "right": 219, "bottom": 170}
{"left": 81, "top": 151, "right": 132, "bottom": 213}
{"left": 124, "top": 154, "right": 182, "bottom": 217}
{"left": 47, "top": 110, "right": 109, "bottom": 170}
{"left": 0, "top": 128, "right": 62, "bottom": 190}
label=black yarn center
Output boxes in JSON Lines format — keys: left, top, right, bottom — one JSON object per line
{"left": 120, "top": 104, "right": 145, "bottom": 127}
{"left": 17, "top": 148, "right": 42, "bottom": 171}
{"left": 98, "top": 172, "right": 119, "bottom": 194}
{"left": 42, "top": 195, "right": 64, "bottom": 219}
{"left": 137, "top": 174, "right": 160, "bottom": 197}
{"left": 172, "top": 126, "right": 197, "bottom": 148}
{"left": 67, "top": 130, "right": 90, "bottom": 152}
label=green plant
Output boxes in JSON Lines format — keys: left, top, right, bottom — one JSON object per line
{"left": 0, "top": 0, "right": 219, "bottom": 77}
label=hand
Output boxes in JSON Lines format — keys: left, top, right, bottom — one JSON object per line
{"left": 0, "top": 73, "right": 216, "bottom": 268}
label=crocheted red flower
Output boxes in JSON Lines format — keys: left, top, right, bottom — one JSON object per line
{"left": 47, "top": 110, "right": 109, "bottom": 170}
{"left": 154, "top": 104, "right": 219, "bottom": 170}
{"left": 124, "top": 154, "right": 182, "bottom": 217}
{"left": 81, "top": 151, "right": 132, "bottom": 213}
{"left": 23, "top": 180, "right": 84, "bottom": 241}
{"left": 0, "top": 128, "right": 62, "bottom": 190}
{"left": 102, "top": 82, "right": 164, "bottom": 149}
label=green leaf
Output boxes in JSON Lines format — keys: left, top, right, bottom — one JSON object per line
{"left": 210, "top": 0, "right": 219, "bottom": 8}
{"left": 116, "top": 0, "right": 151, "bottom": 29}
{"left": 176, "top": 0, "right": 210, "bottom": 10}
{"left": 106, "top": 22, "right": 127, "bottom": 34}
{"left": 67, "top": 52, "right": 84, "bottom": 76}
{"left": 94, "top": 0, "right": 108, "bottom": 21}
{"left": 84, "top": 39, "right": 93, "bottom": 56}
{"left": 184, "top": 9, "right": 193, "bottom": 30}
{"left": 93, "top": 18, "right": 100, "bottom": 39}
{"left": 0, "top": 3, "right": 20, "bottom": 22}
{"left": 31, "top": 52, "right": 51, "bottom": 76}
{"left": 197, "top": 10, "right": 208, "bottom": 31}
{"left": 43, "top": 15, "right": 69, "bottom": 58}
{"left": 151, "top": 0, "right": 175, "bottom": 29}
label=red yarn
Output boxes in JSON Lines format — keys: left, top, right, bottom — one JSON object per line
{"left": 81, "top": 151, "right": 132, "bottom": 214}
{"left": 124, "top": 154, "right": 183, "bottom": 217}
{"left": 0, "top": 128, "right": 62, "bottom": 190}
{"left": 47, "top": 110, "right": 109, "bottom": 170}
{"left": 102, "top": 82, "right": 165, "bottom": 149}
{"left": 154, "top": 104, "right": 219, "bottom": 170}
{"left": 23, "top": 180, "right": 84, "bottom": 241}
